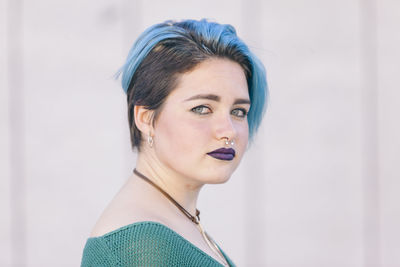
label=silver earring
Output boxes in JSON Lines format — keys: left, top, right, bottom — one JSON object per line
{"left": 147, "top": 135, "right": 154, "bottom": 148}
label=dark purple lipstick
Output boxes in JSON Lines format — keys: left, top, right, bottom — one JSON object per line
{"left": 207, "top": 148, "right": 236, "bottom": 161}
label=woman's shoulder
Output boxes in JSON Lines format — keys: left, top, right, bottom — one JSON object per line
{"left": 89, "top": 221, "right": 177, "bottom": 242}
{"left": 89, "top": 177, "right": 170, "bottom": 238}
{"left": 89, "top": 199, "right": 168, "bottom": 238}
{"left": 82, "top": 222, "right": 185, "bottom": 267}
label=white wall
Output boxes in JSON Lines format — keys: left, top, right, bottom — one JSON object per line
{"left": 1, "top": 0, "right": 399, "bottom": 266}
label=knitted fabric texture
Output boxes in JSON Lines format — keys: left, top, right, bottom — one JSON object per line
{"left": 81, "top": 221, "right": 235, "bottom": 267}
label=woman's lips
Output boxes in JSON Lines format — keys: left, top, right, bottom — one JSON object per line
{"left": 207, "top": 148, "right": 236, "bottom": 161}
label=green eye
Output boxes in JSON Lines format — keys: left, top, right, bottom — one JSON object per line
{"left": 231, "top": 108, "right": 247, "bottom": 118}
{"left": 191, "top": 105, "right": 211, "bottom": 115}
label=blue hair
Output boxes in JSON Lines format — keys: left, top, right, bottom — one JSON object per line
{"left": 117, "top": 19, "right": 268, "bottom": 148}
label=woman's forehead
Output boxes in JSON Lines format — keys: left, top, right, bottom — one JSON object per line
{"left": 169, "top": 58, "right": 249, "bottom": 102}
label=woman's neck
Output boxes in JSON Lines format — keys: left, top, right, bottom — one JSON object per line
{"left": 135, "top": 152, "right": 203, "bottom": 217}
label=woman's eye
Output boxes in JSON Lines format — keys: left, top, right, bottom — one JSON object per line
{"left": 191, "top": 105, "right": 211, "bottom": 115}
{"left": 231, "top": 108, "right": 247, "bottom": 118}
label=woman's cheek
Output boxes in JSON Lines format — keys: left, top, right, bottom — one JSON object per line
{"left": 159, "top": 115, "right": 209, "bottom": 152}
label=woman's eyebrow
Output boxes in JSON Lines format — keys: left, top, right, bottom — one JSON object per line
{"left": 234, "top": 99, "right": 251, "bottom": 105}
{"left": 184, "top": 94, "right": 250, "bottom": 105}
{"left": 184, "top": 94, "right": 220, "bottom": 102}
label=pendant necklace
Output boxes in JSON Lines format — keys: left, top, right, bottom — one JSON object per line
{"left": 133, "top": 168, "right": 229, "bottom": 267}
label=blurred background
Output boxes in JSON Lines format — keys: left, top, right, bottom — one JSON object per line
{"left": 1, "top": 0, "right": 399, "bottom": 266}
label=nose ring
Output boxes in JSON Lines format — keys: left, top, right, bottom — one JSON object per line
{"left": 224, "top": 138, "right": 235, "bottom": 146}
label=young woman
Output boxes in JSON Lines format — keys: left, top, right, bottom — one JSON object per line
{"left": 81, "top": 19, "right": 268, "bottom": 267}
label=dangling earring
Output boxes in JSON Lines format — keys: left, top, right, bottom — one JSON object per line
{"left": 147, "top": 135, "right": 154, "bottom": 148}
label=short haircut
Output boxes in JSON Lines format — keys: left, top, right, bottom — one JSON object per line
{"left": 117, "top": 19, "right": 268, "bottom": 151}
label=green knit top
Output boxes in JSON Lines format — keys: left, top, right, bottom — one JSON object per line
{"left": 81, "top": 221, "right": 235, "bottom": 267}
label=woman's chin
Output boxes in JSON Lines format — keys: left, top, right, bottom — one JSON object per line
{"left": 202, "top": 174, "right": 232, "bottom": 185}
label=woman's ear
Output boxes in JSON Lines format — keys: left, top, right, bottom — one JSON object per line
{"left": 134, "top": 105, "right": 155, "bottom": 136}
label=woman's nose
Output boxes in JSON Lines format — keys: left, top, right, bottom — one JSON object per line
{"left": 214, "top": 113, "right": 237, "bottom": 141}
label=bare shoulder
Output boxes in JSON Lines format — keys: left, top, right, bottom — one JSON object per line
{"left": 89, "top": 204, "right": 133, "bottom": 237}
{"left": 89, "top": 178, "right": 167, "bottom": 237}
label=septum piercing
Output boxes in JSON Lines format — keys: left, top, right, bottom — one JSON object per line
{"left": 224, "top": 138, "right": 235, "bottom": 146}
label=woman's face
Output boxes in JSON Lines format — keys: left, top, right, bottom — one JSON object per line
{"left": 152, "top": 58, "right": 250, "bottom": 185}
